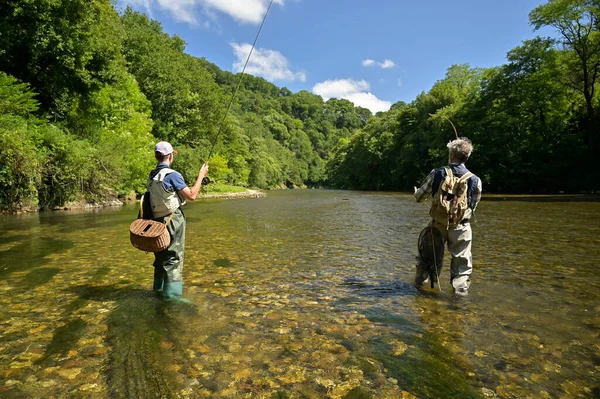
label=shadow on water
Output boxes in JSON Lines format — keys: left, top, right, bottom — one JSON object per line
{"left": 0, "top": 234, "right": 28, "bottom": 246}
{"left": 105, "top": 294, "right": 201, "bottom": 399}
{"left": 93, "top": 263, "right": 112, "bottom": 279}
{"left": 62, "top": 283, "right": 201, "bottom": 398}
{"left": 36, "top": 318, "right": 88, "bottom": 367}
{"left": 54, "top": 265, "right": 112, "bottom": 317}
{"left": 14, "top": 268, "right": 60, "bottom": 291}
{"left": 334, "top": 278, "right": 484, "bottom": 398}
{"left": 0, "top": 237, "right": 74, "bottom": 277}
{"left": 213, "top": 258, "right": 234, "bottom": 267}
{"left": 341, "top": 278, "right": 418, "bottom": 298}
{"left": 364, "top": 308, "right": 483, "bottom": 399}
{"left": 33, "top": 284, "right": 141, "bottom": 370}
{"left": 66, "top": 284, "right": 142, "bottom": 302}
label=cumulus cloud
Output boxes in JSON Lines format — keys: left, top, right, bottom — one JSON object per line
{"left": 362, "top": 59, "right": 376, "bottom": 67}
{"left": 203, "top": 0, "right": 284, "bottom": 24}
{"left": 380, "top": 59, "right": 396, "bottom": 69}
{"left": 231, "top": 43, "right": 306, "bottom": 82}
{"left": 312, "top": 79, "right": 391, "bottom": 113}
{"left": 362, "top": 58, "right": 396, "bottom": 69}
{"left": 123, "top": 0, "right": 284, "bottom": 25}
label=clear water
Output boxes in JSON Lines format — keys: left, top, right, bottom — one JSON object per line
{"left": 0, "top": 190, "right": 599, "bottom": 398}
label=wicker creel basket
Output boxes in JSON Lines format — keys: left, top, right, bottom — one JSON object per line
{"left": 129, "top": 195, "right": 174, "bottom": 253}
{"left": 130, "top": 219, "right": 171, "bottom": 252}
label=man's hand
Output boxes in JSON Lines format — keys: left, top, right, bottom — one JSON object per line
{"left": 180, "top": 163, "right": 210, "bottom": 201}
{"left": 414, "top": 186, "right": 418, "bottom": 194}
{"left": 199, "top": 163, "right": 209, "bottom": 179}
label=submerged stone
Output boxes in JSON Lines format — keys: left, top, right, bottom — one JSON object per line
{"left": 57, "top": 368, "right": 82, "bottom": 380}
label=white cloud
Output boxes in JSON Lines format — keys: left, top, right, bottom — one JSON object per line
{"left": 203, "top": 0, "right": 284, "bottom": 24}
{"left": 312, "top": 79, "right": 391, "bottom": 113}
{"left": 159, "top": 0, "right": 199, "bottom": 24}
{"left": 380, "top": 59, "right": 396, "bottom": 69}
{"left": 362, "top": 59, "right": 376, "bottom": 67}
{"left": 361, "top": 58, "right": 396, "bottom": 69}
{"left": 398, "top": 78, "right": 403, "bottom": 88}
{"left": 124, "top": 0, "right": 284, "bottom": 25}
{"left": 231, "top": 43, "right": 306, "bottom": 82}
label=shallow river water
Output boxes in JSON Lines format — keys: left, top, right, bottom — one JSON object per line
{"left": 0, "top": 190, "right": 599, "bottom": 398}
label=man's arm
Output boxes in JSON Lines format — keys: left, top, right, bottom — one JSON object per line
{"left": 469, "top": 177, "right": 482, "bottom": 212}
{"left": 178, "top": 163, "right": 209, "bottom": 201}
{"left": 414, "top": 169, "right": 435, "bottom": 202}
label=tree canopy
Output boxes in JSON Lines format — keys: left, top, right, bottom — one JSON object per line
{"left": 0, "top": 0, "right": 597, "bottom": 212}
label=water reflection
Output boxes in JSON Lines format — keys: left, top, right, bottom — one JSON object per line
{"left": 0, "top": 191, "right": 598, "bottom": 398}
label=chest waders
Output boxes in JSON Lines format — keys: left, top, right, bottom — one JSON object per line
{"left": 147, "top": 169, "right": 186, "bottom": 298}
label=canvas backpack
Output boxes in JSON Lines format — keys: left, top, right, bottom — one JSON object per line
{"left": 430, "top": 167, "right": 473, "bottom": 229}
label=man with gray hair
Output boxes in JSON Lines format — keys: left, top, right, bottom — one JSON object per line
{"left": 413, "top": 137, "right": 482, "bottom": 296}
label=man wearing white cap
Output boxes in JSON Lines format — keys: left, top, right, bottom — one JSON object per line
{"left": 147, "top": 141, "right": 209, "bottom": 299}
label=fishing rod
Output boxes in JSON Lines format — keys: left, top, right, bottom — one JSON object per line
{"left": 428, "top": 113, "right": 459, "bottom": 140}
{"left": 204, "top": 0, "right": 276, "bottom": 166}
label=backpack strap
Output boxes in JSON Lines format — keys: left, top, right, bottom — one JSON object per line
{"left": 458, "top": 172, "right": 473, "bottom": 183}
{"left": 444, "top": 166, "right": 453, "bottom": 180}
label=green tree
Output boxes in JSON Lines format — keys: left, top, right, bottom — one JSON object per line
{"left": 121, "top": 9, "right": 226, "bottom": 148}
{"left": 530, "top": 0, "right": 600, "bottom": 154}
{"left": 0, "top": 73, "right": 42, "bottom": 211}
{"left": 0, "top": 0, "right": 126, "bottom": 118}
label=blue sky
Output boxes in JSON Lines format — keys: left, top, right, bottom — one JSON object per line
{"left": 118, "top": 0, "right": 555, "bottom": 113}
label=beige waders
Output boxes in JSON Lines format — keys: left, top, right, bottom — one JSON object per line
{"left": 416, "top": 221, "right": 473, "bottom": 295}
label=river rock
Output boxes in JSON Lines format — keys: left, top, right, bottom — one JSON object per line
{"left": 79, "top": 383, "right": 101, "bottom": 392}
{"left": 57, "top": 368, "right": 82, "bottom": 380}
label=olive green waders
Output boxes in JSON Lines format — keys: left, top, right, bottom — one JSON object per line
{"left": 153, "top": 209, "right": 185, "bottom": 298}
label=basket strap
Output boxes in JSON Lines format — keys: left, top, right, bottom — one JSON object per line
{"left": 165, "top": 211, "right": 176, "bottom": 227}
{"left": 140, "top": 194, "right": 144, "bottom": 219}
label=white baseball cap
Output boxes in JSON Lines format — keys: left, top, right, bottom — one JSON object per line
{"left": 154, "top": 141, "right": 178, "bottom": 155}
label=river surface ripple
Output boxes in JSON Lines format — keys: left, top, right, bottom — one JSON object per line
{"left": 0, "top": 190, "right": 599, "bottom": 398}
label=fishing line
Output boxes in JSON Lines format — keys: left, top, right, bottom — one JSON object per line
{"left": 205, "top": 0, "right": 276, "bottom": 162}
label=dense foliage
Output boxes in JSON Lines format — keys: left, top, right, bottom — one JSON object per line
{"left": 0, "top": 0, "right": 598, "bottom": 212}
{"left": 329, "top": 0, "right": 600, "bottom": 192}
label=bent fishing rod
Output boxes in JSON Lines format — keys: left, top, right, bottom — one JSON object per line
{"left": 429, "top": 113, "right": 459, "bottom": 140}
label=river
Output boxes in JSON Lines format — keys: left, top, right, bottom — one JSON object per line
{"left": 1, "top": 190, "right": 599, "bottom": 398}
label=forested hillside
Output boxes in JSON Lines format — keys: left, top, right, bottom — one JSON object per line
{"left": 329, "top": 1, "right": 600, "bottom": 193}
{"left": 0, "top": 0, "right": 598, "bottom": 212}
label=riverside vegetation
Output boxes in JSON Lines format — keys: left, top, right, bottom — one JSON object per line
{"left": 1, "top": 0, "right": 599, "bottom": 213}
